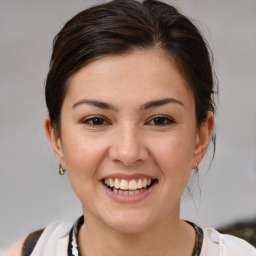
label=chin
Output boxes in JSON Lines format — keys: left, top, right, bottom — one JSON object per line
{"left": 102, "top": 210, "right": 155, "bottom": 234}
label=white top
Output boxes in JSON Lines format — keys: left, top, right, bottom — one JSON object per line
{"left": 30, "top": 222, "right": 256, "bottom": 256}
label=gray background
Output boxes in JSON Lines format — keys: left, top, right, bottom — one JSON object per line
{"left": 0, "top": 0, "right": 256, "bottom": 249}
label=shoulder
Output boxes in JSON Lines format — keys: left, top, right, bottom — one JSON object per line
{"left": 202, "top": 228, "right": 256, "bottom": 256}
{"left": 221, "top": 233, "right": 256, "bottom": 255}
{"left": 4, "top": 222, "right": 71, "bottom": 256}
{"left": 4, "top": 237, "right": 26, "bottom": 256}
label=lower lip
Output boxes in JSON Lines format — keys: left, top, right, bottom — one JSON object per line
{"left": 101, "top": 182, "right": 156, "bottom": 203}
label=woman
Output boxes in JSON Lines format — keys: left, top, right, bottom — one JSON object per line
{"left": 7, "top": 0, "right": 256, "bottom": 255}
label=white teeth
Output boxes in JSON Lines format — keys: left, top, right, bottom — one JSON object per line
{"left": 128, "top": 180, "right": 137, "bottom": 190}
{"left": 104, "top": 178, "right": 153, "bottom": 191}
{"left": 109, "top": 179, "right": 114, "bottom": 187}
{"left": 137, "top": 179, "right": 143, "bottom": 189}
{"left": 109, "top": 186, "right": 148, "bottom": 195}
{"left": 120, "top": 179, "right": 129, "bottom": 190}
{"left": 114, "top": 178, "right": 120, "bottom": 189}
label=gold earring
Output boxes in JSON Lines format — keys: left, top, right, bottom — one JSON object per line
{"left": 59, "top": 164, "right": 64, "bottom": 175}
{"left": 195, "top": 163, "right": 199, "bottom": 172}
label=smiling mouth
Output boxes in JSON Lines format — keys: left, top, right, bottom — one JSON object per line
{"left": 102, "top": 178, "right": 158, "bottom": 195}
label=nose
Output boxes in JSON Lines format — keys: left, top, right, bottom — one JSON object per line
{"left": 109, "top": 122, "right": 148, "bottom": 166}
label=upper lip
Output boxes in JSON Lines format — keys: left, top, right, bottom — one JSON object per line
{"left": 101, "top": 173, "right": 157, "bottom": 181}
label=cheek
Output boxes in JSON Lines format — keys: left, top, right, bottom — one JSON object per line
{"left": 61, "top": 128, "right": 108, "bottom": 187}
{"left": 149, "top": 131, "right": 195, "bottom": 184}
{"left": 64, "top": 139, "right": 104, "bottom": 173}
{"left": 62, "top": 135, "right": 108, "bottom": 206}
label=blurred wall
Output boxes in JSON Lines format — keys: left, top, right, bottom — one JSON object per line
{"left": 0, "top": 0, "right": 255, "bottom": 249}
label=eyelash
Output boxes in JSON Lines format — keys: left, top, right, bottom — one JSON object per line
{"left": 82, "top": 116, "right": 109, "bottom": 126}
{"left": 146, "top": 115, "right": 175, "bottom": 126}
{"left": 82, "top": 115, "right": 175, "bottom": 127}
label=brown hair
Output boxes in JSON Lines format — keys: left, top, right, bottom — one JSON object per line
{"left": 45, "top": 0, "right": 217, "bottom": 138}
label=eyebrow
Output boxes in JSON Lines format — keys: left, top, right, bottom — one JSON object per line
{"left": 140, "top": 98, "right": 184, "bottom": 110}
{"left": 72, "top": 99, "right": 117, "bottom": 110}
{"left": 72, "top": 98, "right": 184, "bottom": 111}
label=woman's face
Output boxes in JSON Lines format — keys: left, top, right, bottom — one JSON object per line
{"left": 46, "top": 49, "right": 213, "bottom": 233}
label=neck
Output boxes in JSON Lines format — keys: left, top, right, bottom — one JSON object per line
{"left": 78, "top": 209, "right": 196, "bottom": 256}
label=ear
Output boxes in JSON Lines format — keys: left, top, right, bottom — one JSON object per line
{"left": 192, "top": 111, "right": 214, "bottom": 167}
{"left": 44, "top": 115, "right": 66, "bottom": 169}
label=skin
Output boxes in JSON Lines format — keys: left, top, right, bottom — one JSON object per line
{"left": 43, "top": 49, "right": 214, "bottom": 256}
{"left": 5, "top": 237, "right": 26, "bottom": 255}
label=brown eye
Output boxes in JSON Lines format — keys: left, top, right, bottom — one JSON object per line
{"left": 148, "top": 116, "right": 174, "bottom": 126}
{"left": 83, "top": 116, "right": 108, "bottom": 126}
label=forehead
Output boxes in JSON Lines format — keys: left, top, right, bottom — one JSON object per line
{"left": 65, "top": 49, "right": 194, "bottom": 108}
